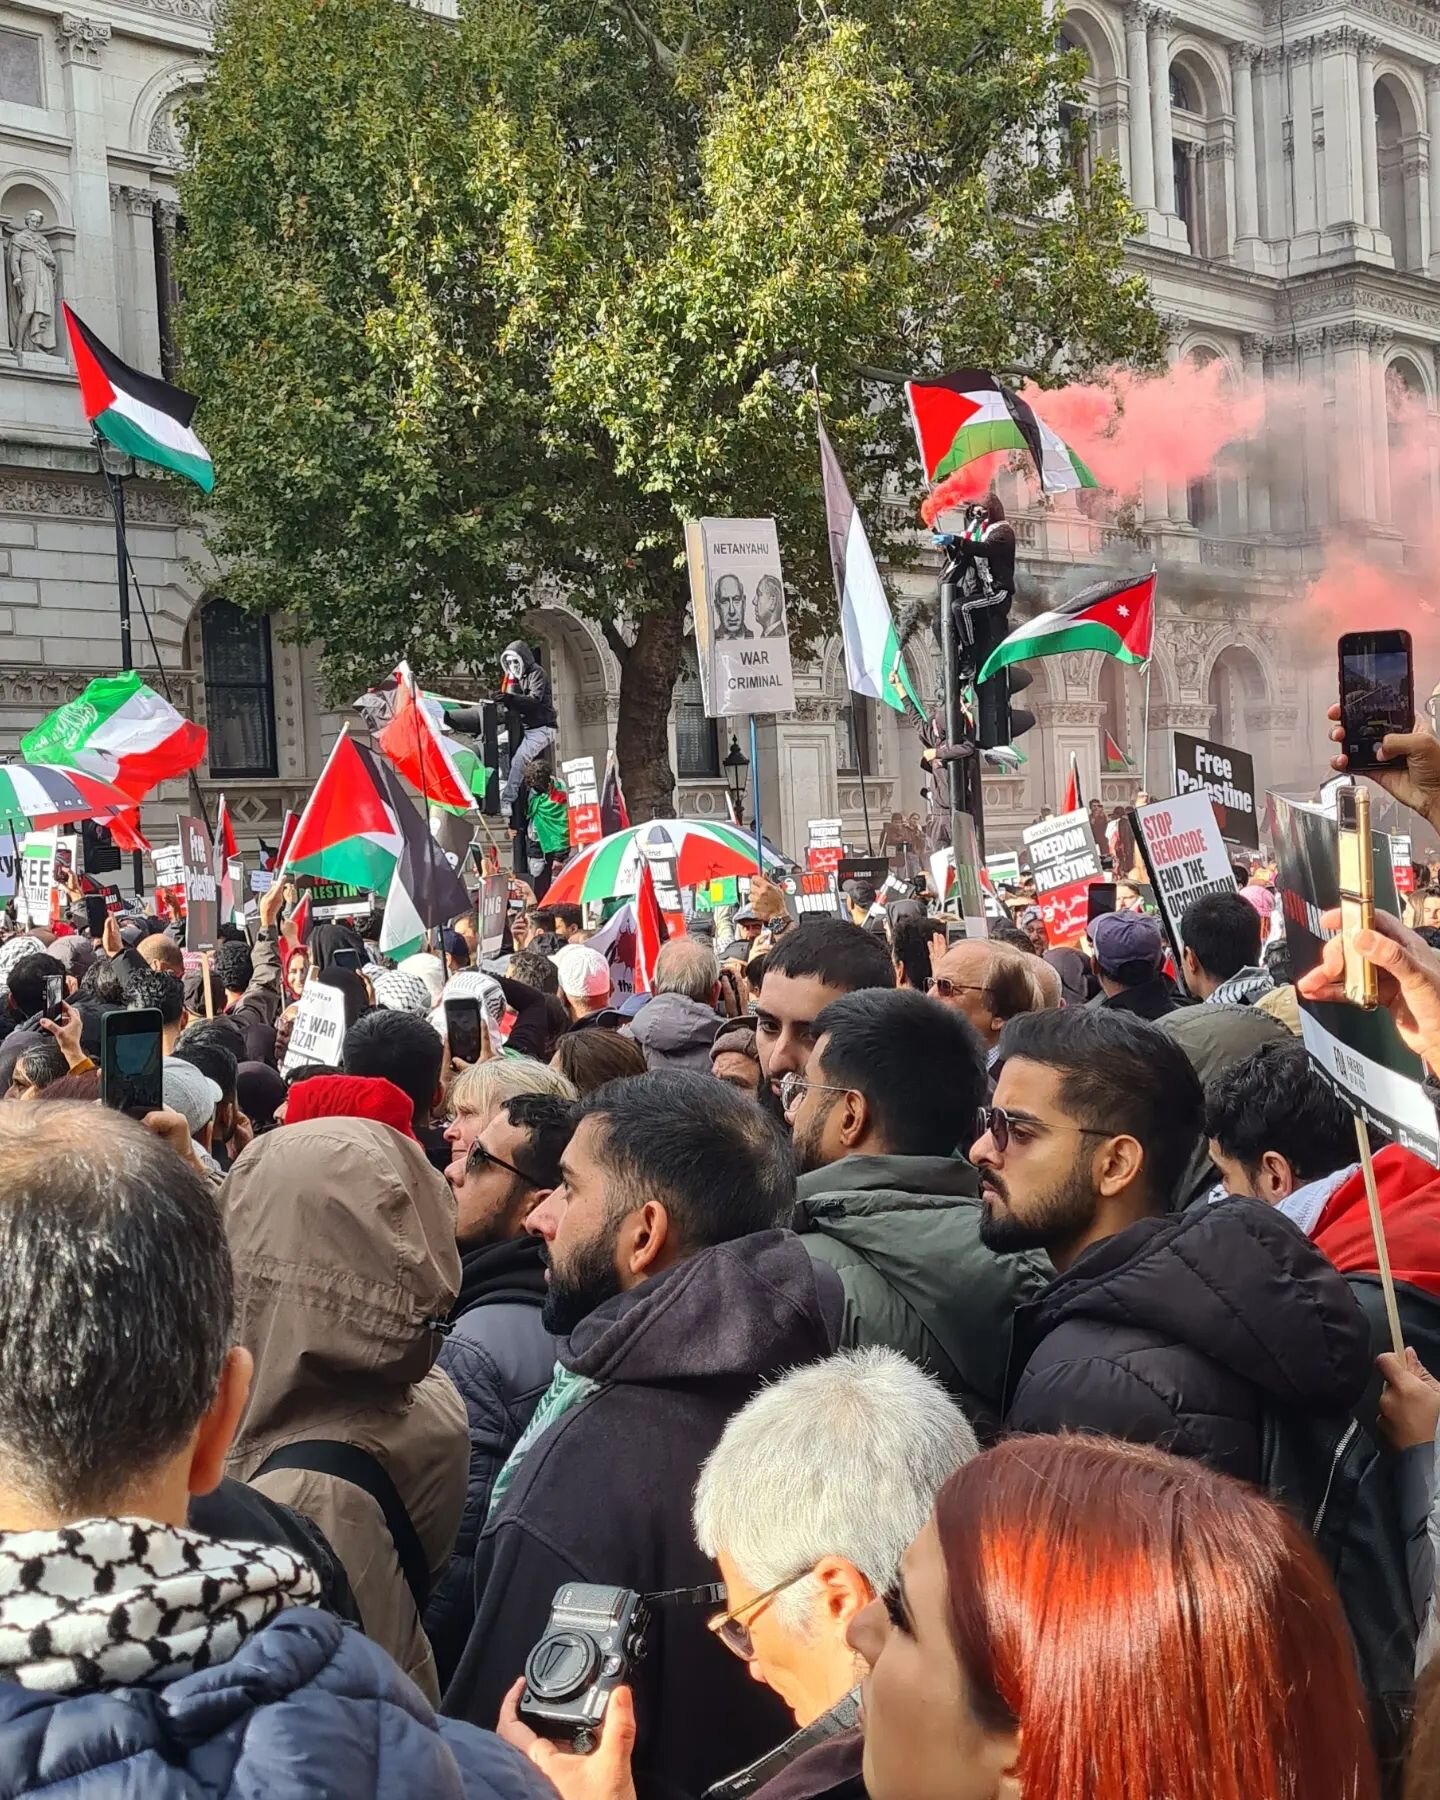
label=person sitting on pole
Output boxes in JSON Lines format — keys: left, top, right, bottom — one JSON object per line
{"left": 952, "top": 494, "right": 1016, "bottom": 663}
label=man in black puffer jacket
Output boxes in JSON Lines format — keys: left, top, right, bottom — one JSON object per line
{"left": 972, "top": 1009, "right": 1372, "bottom": 1482}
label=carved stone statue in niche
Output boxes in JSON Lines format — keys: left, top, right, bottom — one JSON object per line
{"left": 5, "top": 210, "right": 58, "bottom": 353}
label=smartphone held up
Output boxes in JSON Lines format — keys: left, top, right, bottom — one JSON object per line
{"left": 1338, "top": 630, "right": 1414, "bottom": 771}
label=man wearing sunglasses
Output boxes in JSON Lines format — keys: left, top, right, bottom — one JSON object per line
{"left": 972, "top": 1008, "right": 1371, "bottom": 1489}
{"left": 427, "top": 1092, "right": 573, "bottom": 1688}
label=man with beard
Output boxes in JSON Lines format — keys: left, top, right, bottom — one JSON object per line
{"left": 443, "top": 1071, "right": 843, "bottom": 1799}
{"left": 426, "top": 1093, "right": 573, "bottom": 1688}
{"left": 786, "top": 988, "right": 1048, "bottom": 1439}
{"left": 971, "top": 1009, "right": 1371, "bottom": 1484}
{"left": 752, "top": 919, "right": 894, "bottom": 1126}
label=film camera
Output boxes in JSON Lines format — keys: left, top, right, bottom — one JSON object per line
{"left": 520, "top": 1584, "right": 652, "bottom": 1750}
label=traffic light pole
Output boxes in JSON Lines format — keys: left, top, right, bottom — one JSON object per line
{"left": 938, "top": 545, "right": 985, "bottom": 867}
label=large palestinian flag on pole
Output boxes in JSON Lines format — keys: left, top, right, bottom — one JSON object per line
{"left": 283, "top": 732, "right": 402, "bottom": 892}
{"left": 905, "top": 370, "right": 1096, "bottom": 522}
{"left": 978, "top": 570, "right": 1156, "bottom": 683}
{"left": 376, "top": 760, "right": 472, "bottom": 963}
{"left": 63, "top": 304, "right": 214, "bottom": 493}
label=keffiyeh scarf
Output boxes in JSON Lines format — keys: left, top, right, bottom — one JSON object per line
{"left": 0, "top": 1517, "right": 319, "bottom": 1692}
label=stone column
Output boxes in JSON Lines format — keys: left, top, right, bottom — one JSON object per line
{"left": 55, "top": 13, "right": 116, "bottom": 344}
{"left": 1359, "top": 39, "right": 1381, "bottom": 227}
{"left": 1320, "top": 28, "right": 1365, "bottom": 228}
{"left": 1240, "top": 336, "right": 1271, "bottom": 533}
{"left": 1124, "top": 3, "right": 1156, "bottom": 210}
{"left": 1149, "top": 10, "right": 1176, "bottom": 214}
{"left": 1428, "top": 69, "right": 1440, "bottom": 273}
{"left": 1256, "top": 48, "right": 1288, "bottom": 239}
{"left": 111, "top": 187, "right": 162, "bottom": 375}
{"left": 1369, "top": 336, "right": 1392, "bottom": 525}
{"left": 1165, "top": 339, "right": 1190, "bottom": 523}
{"left": 1231, "top": 44, "right": 1261, "bottom": 247}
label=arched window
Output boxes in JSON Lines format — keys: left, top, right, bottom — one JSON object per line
{"left": 1169, "top": 66, "right": 1197, "bottom": 111}
{"left": 201, "top": 599, "right": 277, "bottom": 778}
{"left": 675, "top": 643, "right": 719, "bottom": 779}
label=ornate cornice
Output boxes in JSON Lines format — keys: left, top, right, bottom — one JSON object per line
{"left": 56, "top": 13, "right": 110, "bottom": 67}
{"left": 103, "top": 0, "right": 215, "bottom": 21}
{"left": 1229, "top": 40, "right": 1259, "bottom": 67}
{"left": 0, "top": 475, "right": 190, "bottom": 526}
{"left": 1265, "top": 0, "right": 1440, "bottom": 45}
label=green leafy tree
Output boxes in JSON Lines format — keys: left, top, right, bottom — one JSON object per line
{"left": 180, "top": 0, "right": 1161, "bottom": 817}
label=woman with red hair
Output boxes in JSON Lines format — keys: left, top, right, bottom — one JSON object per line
{"left": 849, "top": 1435, "right": 1378, "bottom": 1800}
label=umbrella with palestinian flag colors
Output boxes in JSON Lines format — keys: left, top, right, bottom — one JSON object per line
{"left": 978, "top": 570, "right": 1157, "bottom": 684}
{"left": 545, "top": 819, "right": 786, "bottom": 906}
{"left": 0, "top": 763, "right": 139, "bottom": 832}
{"left": 63, "top": 305, "right": 214, "bottom": 493}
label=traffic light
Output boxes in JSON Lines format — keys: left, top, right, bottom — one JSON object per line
{"left": 80, "top": 817, "right": 121, "bottom": 874}
{"left": 977, "top": 665, "right": 1035, "bottom": 751}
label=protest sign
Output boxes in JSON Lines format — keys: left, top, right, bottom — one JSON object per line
{"left": 836, "top": 856, "right": 889, "bottom": 890}
{"left": 806, "top": 819, "right": 844, "bottom": 874}
{"left": 281, "top": 981, "right": 350, "bottom": 1076}
{"left": 562, "top": 756, "right": 603, "bottom": 848}
{"left": 294, "top": 875, "right": 371, "bottom": 921}
{"left": 152, "top": 844, "right": 184, "bottom": 889}
{"left": 985, "top": 850, "right": 1022, "bottom": 889}
{"left": 1173, "top": 733, "right": 1258, "bottom": 851}
{"left": 1132, "top": 791, "right": 1234, "bottom": 963}
{"left": 1271, "top": 793, "right": 1439, "bottom": 1160}
{"left": 251, "top": 869, "right": 274, "bottom": 894}
{"left": 177, "top": 814, "right": 218, "bottom": 949}
{"left": 1392, "top": 834, "right": 1415, "bottom": 896}
{"left": 1022, "top": 809, "right": 1102, "bottom": 948}
{"left": 685, "top": 517, "right": 797, "bottom": 718}
{"left": 480, "top": 873, "right": 507, "bottom": 956}
{"left": 14, "top": 829, "right": 55, "bottom": 927}
{"left": 793, "top": 871, "right": 843, "bottom": 917}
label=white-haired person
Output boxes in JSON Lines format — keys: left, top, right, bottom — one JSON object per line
{"left": 500, "top": 1346, "right": 978, "bottom": 1800}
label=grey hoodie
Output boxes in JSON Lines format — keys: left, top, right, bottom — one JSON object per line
{"left": 625, "top": 990, "right": 720, "bottom": 1072}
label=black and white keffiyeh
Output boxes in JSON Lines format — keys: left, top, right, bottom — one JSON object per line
{"left": 0, "top": 1517, "right": 320, "bottom": 1692}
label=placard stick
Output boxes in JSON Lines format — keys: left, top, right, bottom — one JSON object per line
{"left": 201, "top": 951, "right": 215, "bottom": 1020}
{"left": 1355, "top": 1115, "right": 1404, "bottom": 1356}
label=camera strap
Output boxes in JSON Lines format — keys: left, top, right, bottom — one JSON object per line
{"left": 644, "top": 1582, "right": 726, "bottom": 1608}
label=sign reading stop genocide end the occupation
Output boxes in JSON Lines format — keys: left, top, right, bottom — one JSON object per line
{"left": 1173, "top": 732, "right": 1258, "bottom": 851}
{"left": 1132, "top": 790, "right": 1235, "bottom": 964}
{"left": 1022, "top": 808, "right": 1102, "bottom": 948}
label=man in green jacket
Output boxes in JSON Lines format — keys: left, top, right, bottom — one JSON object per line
{"left": 785, "top": 986, "right": 1049, "bottom": 1440}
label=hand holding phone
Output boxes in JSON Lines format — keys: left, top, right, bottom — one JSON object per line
{"left": 445, "top": 997, "right": 483, "bottom": 1066}
{"left": 1337, "top": 784, "right": 1378, "bottom": 1010}
{"left": 1338, "top": 630, "right": 1414, "bottom": 772}
{"left": 101, "top": 1009, "right": 164, "bottom": 1116}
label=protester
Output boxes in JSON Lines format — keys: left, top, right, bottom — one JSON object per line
{"left": 926, "top": 939, "right": 1045, "bottom": 1076}
{"left": 1089, "top": 910, "right": 1178, "bottom": 1020}
{"left": 1204, "top": 1039, "right": 1359, "bottom": 1219}
{"left": 173, "top": 1027, "right": 248, "bottom": 1172}
{"left": 753, "top": 919, "right": 895, "bottom": 1121}
{"left": 0, "top": 1102, "right": 549, "bottom": 1799}
{"left": 717, "top": 904, "right": 765, "bottom": 964}
{"left": 374, "top": 968, "right": 435, "bottom": 1016}
{"left": 623, "top": 938, "right": 720, "bottom": 1071}
{"left": 342, "top": 1006, "right": 448, "bottom": 1170}
{"left": 428, "top": 1092, "right": 573, "bottom": 1686}
{"left": 223, "top": 1116, "right": 466, "bottom": 1705}
{"left": 212, "top": 878, "right": 286, "bottom": 1062}
{"left": 788, "top": 988, "right": 1048, "bottom": 1438}
{"left": 508, "top": 947, "right": 560, "bottom": 996}
{"left": 551, "top": 1024, "right": 648, "bottom": 1092}
{"left": 972, "top": 1009, "right": 1372, "bottom": 1485}
{"left": 283, "top": 1070, "right": 417, "bottom": 1136}
{"left": 443, "top": 1056, "right": 578, "bottom": 1165}
{"left": 131, "top": 966, "right": 190, "bottom": 1052}
{"left": 444, "top": 1070, "right": 843, "bottom": 1799}
{"left": 891, "top": 915, "right": 941, "bottom": 993}
{"left": 710, "top": 1016, "right": 761, "bottom": 1094}
{"left": 236, "top": 1058, "right": 287, "bottom": 1134}
{"left": 555, "top": 942, "right": 613, "bottom": 1021}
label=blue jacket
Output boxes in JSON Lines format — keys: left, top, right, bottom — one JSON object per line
{"left": 0, "top": 1605, "right": 556, "bottom": 1800}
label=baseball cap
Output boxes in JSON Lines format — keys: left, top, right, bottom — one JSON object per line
{"left": 163, "top": 1055, "right": 223, "bottom": 1135}
{"left": 1091, "top": 911, "right": 1165, "bottom": 981}
{"left": 733, "top": 906, "right": 761, "bottom": 925}
{"left": 554, "top": 943, "right": 611, "bottom": 1000}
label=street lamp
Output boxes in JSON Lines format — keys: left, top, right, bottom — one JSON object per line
{"left": 723, "top": 734, "right": 750, "bottom": 826}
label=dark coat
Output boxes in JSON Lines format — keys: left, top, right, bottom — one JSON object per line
{"left": 0, "top": 1605, "right": 557, "bottom": 1800}
{"left": 1005, "top": 1197, "right": 1372, "bottom": 1484}
{"left": 428, "top": 1235, "right": 557, "bottom": 1688}
{"left": 496, "top": 641, "right": 557, "bottom": 731}
{"left": 444, "top": 1230, "right": 844, "bottom": 1800}
{"left": 1096, "top": 976, "right": 1181, "bottom": 1022}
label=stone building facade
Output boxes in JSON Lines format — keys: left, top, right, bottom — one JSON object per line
{"left": 0, "top": 0, "right": 1434, "bottom": 864}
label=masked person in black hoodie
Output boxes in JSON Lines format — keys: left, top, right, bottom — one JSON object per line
{"left": 492, "top": 642, "right": 559, "bottom": 819}
{"left": 972, "top": 1009, "right": 1372, "bottom": 1484}
{"left": 426, "top": 1092, "right": 573, "bottom": 1689}
{"left": 443, "top": 1070, "right": 843, "bottom": 1800}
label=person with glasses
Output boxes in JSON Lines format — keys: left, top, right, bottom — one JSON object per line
{"left": 972, "top": 1009, "right": 1371, "bottom": 1493}
{"left": 924, "top": 940, "right": 1044, "bottom": 1085}
{"left": 752, "top": 920, "right": 895, "bottom": 1126}
{"left": 786, "top": 989, "right": 1048, "bottom": 1440}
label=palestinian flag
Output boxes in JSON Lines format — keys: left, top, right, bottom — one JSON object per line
{"left": 374, "top": 662, "right": 477, "bottom": 813}
{"left": 377, "top": 762, "right": 472, "bottom": 963}
{"left": 22, "top": 671, "right": 207, "bottom": 802}
{"left": 905, "top": 370, "right": 1096, "bottom": 523}
{"left": 600, "top": 757, "right": 630, "bottom": 835}
{"left": 819, "top": 418, "right": 921, "bottom": 715}
{"left": 1062, "top": 754, "right": 1081, "bottom": 815}
{"left": 1103, "top": 730, "right": 1133, "bottom": 772}
{"left": 978, "top": 571, "right": 1156, "bottom": 684}
{"left": 63, "top": 306, "right": 213, "bottom": 493}
{"left": 283, "top": 733, "right": 402, "bottom": 892}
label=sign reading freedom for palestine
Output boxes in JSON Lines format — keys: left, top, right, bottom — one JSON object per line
{"left": 1022, "top": 808, "right": 1102, "bottom": 948}
{"left": 684, "top": 517, "right": 797, "bottom": 719}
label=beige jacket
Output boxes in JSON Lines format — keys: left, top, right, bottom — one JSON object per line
{"left": 223, "top": 1117, "right": 466, "bottom": 1703}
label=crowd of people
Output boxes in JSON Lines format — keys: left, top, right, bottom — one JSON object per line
{"left": 13, "top": 714, "right": 1440, "bottom": 1796}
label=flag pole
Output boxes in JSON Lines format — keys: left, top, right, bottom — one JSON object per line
{"left": 94, "top": 434, "right": 146, "bottom": 899}
{"left": 850, "top": 707, "right": 875, "bottom": 855}
{"left": 1141, "top": 658, "right": 1154, "bottom": 791}
{"left": 750, "top": 714, "right": 763, "bottom": 874}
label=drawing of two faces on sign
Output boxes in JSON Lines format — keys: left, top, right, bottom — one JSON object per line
{"left": 712, "top": 572, "right": 787, "bottom": 641}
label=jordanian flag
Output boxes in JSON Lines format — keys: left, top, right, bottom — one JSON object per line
{"left": 978, "top": 571, "right": 1156, "bottom": 684}
{"left": 22, "top": 671, "right": 207, "bottom": 802}
{"left": 819, "top": 418, "right": 921, "bottom": 715}
{"left": 283, "top": 733, "right": 402, "bottom": 892}
{"left": 63, "top": 305, "right": 214, "bottom": 493}
{"left": 906, "top": 370, "right": 1096, "bottom": 520}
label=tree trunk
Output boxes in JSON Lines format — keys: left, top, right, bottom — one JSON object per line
{"left": 615, "top": 602, "right": 683, "bottom": 820}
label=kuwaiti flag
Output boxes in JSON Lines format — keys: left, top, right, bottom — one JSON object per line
{"left": 978, "top": 570, "right": 1156, "bottom": 684}
{"left": 377, "top": 760, "right": 472, "bottom": 962}
{"left": 22, "top": 671, "right": 207, "bottom": 802}
{"left": 63, "top": 305, "right": 213, "bottom": 493}
{"left": 819, "top": 419, "right": 921, "bottom": 715}
{"left": 283, "top": 732, "right": 402, "bottom": 892}
{"left": 905, "top": 370, "right": 1096, "bottom": 522}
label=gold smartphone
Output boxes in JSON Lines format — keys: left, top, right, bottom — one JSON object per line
{"left": 1337, "top": 783, "right": 1378, "bottom": 1009}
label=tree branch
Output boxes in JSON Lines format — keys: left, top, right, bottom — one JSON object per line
{"left": 600, "top": 618, "right": 632, "bottom": 665}
{"left": 596, "top": 0, "right": 681, "bottom": 76}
